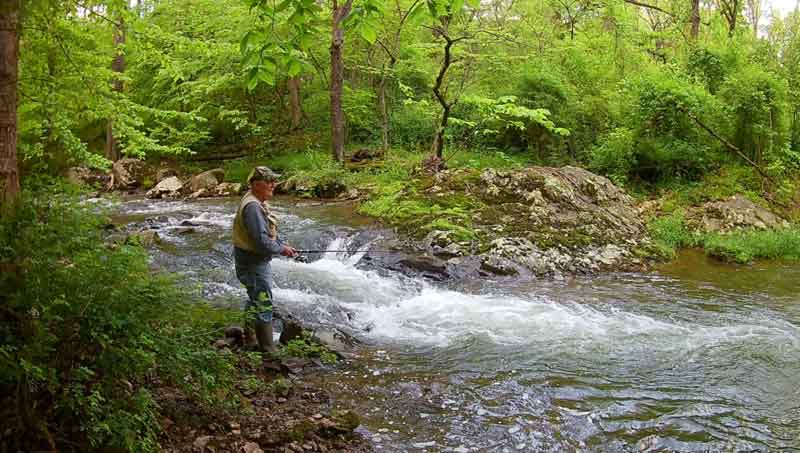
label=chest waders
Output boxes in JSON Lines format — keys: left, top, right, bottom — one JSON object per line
{"left": 233, "top": 193, "right": 279, "bottom": 354}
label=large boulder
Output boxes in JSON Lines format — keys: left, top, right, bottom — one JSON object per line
{"left": 145, "top": 176, "right": 183, "bottom": 199}
{"left": 109, "top": 158, "right": 147, "bottom": 190}
{"left": 183, "top": 168, "right": 224, "bottom": 194}
{"left": 475, "top": 166, "right": 646, "bottom": 248}
{"left": 691, "top": 195, "right": 787, "bottom": 232}
{"left": 154, "top": 166, "right": 178, "bottom": 183}
{"left": 425, "top": 166, "right": 647, "bottom": 276}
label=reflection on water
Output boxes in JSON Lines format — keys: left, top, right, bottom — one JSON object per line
{"left": 112, "top": 196, "right": 800, "bottom": 452}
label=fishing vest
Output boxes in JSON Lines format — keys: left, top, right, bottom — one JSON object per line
{"left": 232, "top": 191, "right": 278, "bottom": 254}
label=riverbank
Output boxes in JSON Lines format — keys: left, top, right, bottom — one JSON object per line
{"left": 0, "top": 185, "right": 374, "bottom": 452}
{"left": 219, "top": 148, "right": 800, "bottom": 270}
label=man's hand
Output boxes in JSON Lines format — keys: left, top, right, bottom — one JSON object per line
{"left": 280, "top": 245, "right": 297, "bottom": 257}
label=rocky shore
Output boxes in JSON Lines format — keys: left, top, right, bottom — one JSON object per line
{"left": 80, "top": 157, "right": 792, "bottom": 281}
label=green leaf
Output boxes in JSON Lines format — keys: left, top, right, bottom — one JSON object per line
{"left": 287, "top": 59, "right": 302, "bottom": 77}
{"left": 359, "top": 24, "right": 377, "bottom": 44}
{"left": 465, "top": 0, "right": 479, "bottom": 7}
{"left": 239, "top": 31, "right": 252, "bottom": 54}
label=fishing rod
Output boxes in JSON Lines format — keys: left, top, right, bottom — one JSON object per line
{"left": 294, "top": 249, "right": 393, "bottom": 253}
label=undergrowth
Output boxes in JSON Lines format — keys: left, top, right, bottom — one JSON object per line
{"left": 0, "top": 179, "right": 241, "bottom": 451}
{"left": 646, "top": 209, "right": 800, "bottom": 263}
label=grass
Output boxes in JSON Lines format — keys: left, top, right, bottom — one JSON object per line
{"left": 646, "top": 210, "right": 696, "bottom": 259}
{"left": 702, "top": 228, "right": 800, "bottom": 263}
{"left": 646, "top": 210, "right": 800, "bottom": 264}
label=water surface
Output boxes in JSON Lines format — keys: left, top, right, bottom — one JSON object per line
{"left": 113, "top": 196, "right": 800, "bottom": 452}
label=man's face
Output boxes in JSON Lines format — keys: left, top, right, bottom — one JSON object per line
{"left": 251, "top": 180, "right": 276, "bottom": 201}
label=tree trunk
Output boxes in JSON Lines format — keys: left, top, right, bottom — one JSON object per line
{"left": 0, "top": 1, "right": 20, "bottom": 210}
{"left": 431, "top": 105, "right": 450, "bottom": 160}
{"left": 288, "top": 76, "right": 303, "bottom": 131}
{"left": 106, "top": 15, "right": 125, "bottom": 162}
{"left": 690, "top": 0, "right": 700, "bottom": 39}
{"left": 431, "top": 30, "right": 457, "bottom": 161}
{"left": 330, "top": 0, "right": 354, "bottom": 163}
{"left": 378, "top": 77, "right": 390, "bottom": 150}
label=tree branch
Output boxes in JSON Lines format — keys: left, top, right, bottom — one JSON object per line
{"left": 680, "top": 106, "right": 776, "bottom": 185}
{"left": 623, "top": 0, "right": 674, "bottom": 16}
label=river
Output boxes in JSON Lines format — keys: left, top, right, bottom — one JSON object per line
{"left": 113, "top": 196, "right": 800, "bottom": 452}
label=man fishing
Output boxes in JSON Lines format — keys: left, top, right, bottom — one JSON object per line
{"left": 232, "top": 166, "right": 297, "bottom": 353}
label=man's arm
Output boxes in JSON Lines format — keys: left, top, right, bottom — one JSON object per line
{"left": 242, "top": 202, "right": 284, "bottom": 256}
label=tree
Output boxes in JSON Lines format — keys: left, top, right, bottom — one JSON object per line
{"left": 244, "top": 0, "right": 383, "bottom": 162}
{"left": 0, "top": 0, "right": 20, "bottom": 210}
{"left": 744, "top": 0, "right": 762, "bottom": 35}
{"left": 374, "top": 0, "right": 421, "bottom": 150}
{"left": 330, "top": 0, "right": 353, "bottom": 162}
{"left": 106, "top": 5, "right": 126, "bottom": 162}
{"left": 718, "top": 0, "right": 741, "bottom": 36}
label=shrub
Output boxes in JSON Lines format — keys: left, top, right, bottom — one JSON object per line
{"left": 279, "top": 331, "right": 337, "bottom": 364}
{"left": 646, "top": 211, "right": 695, "bottom": 259}
{"left": 686, "top": 47, "right": 726, "bottom": 93}
{"left": 0, "top": 184, "right": 239, "bottom": 451}
{"left": 588, "top": 127, "right": 636, "bottom": 185}
{"left": 719, "top": 67, "right": 791, "bottom": 168}
{"left": 702, "top": 228, "right": 800, "bottom": 263}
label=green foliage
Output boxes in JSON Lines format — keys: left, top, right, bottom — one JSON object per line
{"left": 719, "top": 67, "right": 791, "bottom": 168}
{"left": 0, "top": 184, "right": 239, "bottom": 451}
{"left": 686, "top": 47, "right": 726, "bottom": 93}
{"left": 279, "top": 331, "right": 338, "bottom": 364}
{"left": 588, "top": 127, "right": 636, "bottom": 185}
{"left": 702, "top": 228, "right": 800, "bottom": 263}
{"left": 646, "top": 210, "right": 695, "bottom": 259}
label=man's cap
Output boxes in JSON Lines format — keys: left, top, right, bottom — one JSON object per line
{"left": 247, "top": 166, "right": 281, "bottom": 183}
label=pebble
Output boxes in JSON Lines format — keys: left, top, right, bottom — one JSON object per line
{"left": 412, "top": 441, "right": 436, "bottom": 448}
{"left": 193, "top": 435, "right": 213, "bottom": 449}
{"left": 508, "top": 426, "right": 520, "bottom": 434}
{"left": 243, "top": 442, "right": 264, "bottom": 453}
{"left": 312, "top": 413, "right": 323, "bottom": 420}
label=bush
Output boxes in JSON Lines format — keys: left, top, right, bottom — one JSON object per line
{"left": 279, "top": 331, "right": 337, "bottom": 364}
{"left": 0, "top": 184, "right": 239, "bottom": 451}
{"left": 686, "top": 47, "right": 726, "bottom": 93}
{"left": 607, "top": 72, "right": 722, "bottom": 184}
{"left": 719, "top": 67, "right": 791, "bottom": 168}
{"left": 646, "top": 211, "right": 695, "bottom": 259}
{"left": 588, "top": 127, "right": 636, "bottom": 185}
{"left": 702, "top": 228, "right": 800, "bottom": 263}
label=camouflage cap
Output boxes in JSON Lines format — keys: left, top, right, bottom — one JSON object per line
{"left": 247, "top": 166, "right": 281, "bottom": 183}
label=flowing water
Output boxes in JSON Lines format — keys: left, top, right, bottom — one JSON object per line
{"left": 112, "top": 196, "right": 800, "bottom": 452}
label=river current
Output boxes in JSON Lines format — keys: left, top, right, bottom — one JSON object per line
{"left": 112, "top": 196, "right": 800, "bottom": 452}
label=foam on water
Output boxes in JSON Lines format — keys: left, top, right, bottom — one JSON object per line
{"left": 186, "top": 211, "right": 235, "bottom": 228}
{"left": 271, "top": 247, "right": 800, "bottom": 356}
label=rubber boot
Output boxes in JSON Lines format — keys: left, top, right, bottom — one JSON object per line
{"left": 255, "top": 322, "right": 278, "bottom": 355}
